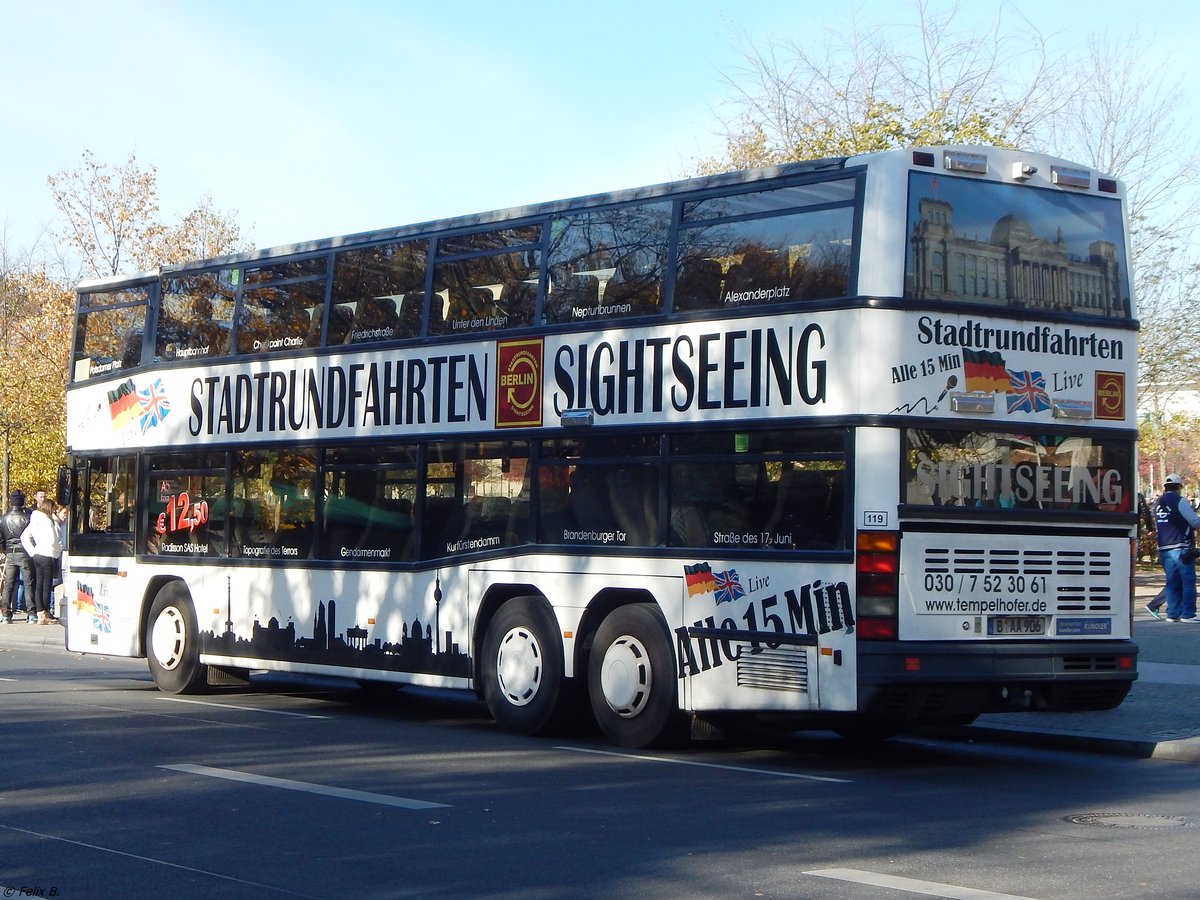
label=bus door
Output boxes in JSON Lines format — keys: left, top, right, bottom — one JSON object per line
{"left": 64, "top": 454, "right": 138, "bottom": 656}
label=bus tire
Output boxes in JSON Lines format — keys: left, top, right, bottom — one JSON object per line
{"left": 146, "top": 583, "right": 208, "bottom": 694}
{"left": 481, "top": 597, "right": 567, "bottom": 736}
{"left": 588, "top": 604, "right": 683, "bottom": 748}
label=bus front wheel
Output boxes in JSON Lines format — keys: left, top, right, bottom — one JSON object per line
{"left": 588, "top": 604, "right": 683, "bottom": 748}
{"left": 146, "top": 584, "right": 208, "bottom": 694}
{"left": 481, "top": 597, "right": 567, "bottom": 735}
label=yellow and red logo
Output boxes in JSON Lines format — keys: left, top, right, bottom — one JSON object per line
{"left": 496, "top": 338, "right": 542, "bottom": 428}
{"left": 1094, "top": 371, "right": 1125, "bottom": 420}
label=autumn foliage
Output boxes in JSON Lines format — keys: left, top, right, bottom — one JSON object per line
{"left": 0, "top": 151, "right": 250, "bottom": 497}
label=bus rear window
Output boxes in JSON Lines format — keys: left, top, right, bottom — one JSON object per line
{"left": 904, "top": 172, "right": 1131, "bottom": 318}
{"left": 903, "top": 429, "right": 1134, "bottom": 512}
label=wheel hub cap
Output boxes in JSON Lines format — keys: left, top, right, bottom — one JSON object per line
{"left": 600, "top": 635, "right": 651, "bottom": 718}
{"left": 150, "top": 607, "right": 186, "bottom": 671}
{"left": 495, "top": 626, "right": 542, "bottom": 706}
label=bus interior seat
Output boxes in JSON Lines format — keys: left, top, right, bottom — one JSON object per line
{"left": 670, "top": 504, "right": 708, "bottom": 546}
{"left": 395, "top": 291, "right": 423, "bottom": 337}
{"left": 359, "top": 296, "right": 399, "bottom": 337}
{"left": 568, "top": 468, "right": 618, "bottom": 536}
{"left": 548, "top": 272, "right": 598, "bottom": 320}
{"left": 120, "top": 329, "right": 145, "bottom": 368}
{"left": 727, "top": 249, "right": 784, "bottom": 294}
{"left": 607, "top": 467, "right": 657, "bottom": 546}
{"left": 790, "top": 245, "right": 848, "bottom": 300}
{"left": 505, "top": 496, "right": 531, "bottom": 543}
{"left": 421, "top": 497, "right": 458, "bottom": 557}
{"left": 501, "top": 282, "right": 536, "bottom": 324}
{"left": 443, "top": 287, "right": 492, "bottom": 327}
{"left": 766, "top": 468, "right": 844, "bottom": 548}
{"left": 327, "top": 305, "right": 354, "bottom": 344}
{"left": 674, "top": 258, "right": 724, "bottom": 310}
{"left": 605, "top": 258, "right": 660, "bottom": 313}
{"left": 306, "top": 303, "right": 327, "bottom": 346}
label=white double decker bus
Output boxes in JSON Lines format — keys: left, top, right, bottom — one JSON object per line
{"left": 63, "top": 145, "right": 1137, "bottom": 747}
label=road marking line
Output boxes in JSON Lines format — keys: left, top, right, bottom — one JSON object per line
{"left": 0, "top": 676, "right": 18, "bottom": 681}
{"left": 806, "top": 868, "right": 1040, "bottom": 899}
{"left": 556, "top": 746, "right": 852, "bottom": 783}
{"left": 0, "top": 822, "right": 320, "bottom": 898}
{"left": 160, "top": 763, "right": 449, "bottom": 809}
{"left": 158, "top": 696, "right": 328, "bottom": 718}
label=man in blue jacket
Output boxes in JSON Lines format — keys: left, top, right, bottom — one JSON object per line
{"left": 1154, "top": 474, "right": 1200, "bottom": 622}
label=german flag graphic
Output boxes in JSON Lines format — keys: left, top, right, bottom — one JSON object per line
{"left": 962, "top": 349, "right": 1009, "bottom": 393}
{"left": 107, "top": 379, "right": 140, "bottom": 429}
{"left": 684, "top": 562, "right": 717, "bottom": 597}
{"left": 76, "top": 582, "right": 96, "bottom": 614}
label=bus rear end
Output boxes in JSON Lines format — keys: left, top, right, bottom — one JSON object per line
{"left": 853, "top": 426, "right": 1137, "bottom": 724}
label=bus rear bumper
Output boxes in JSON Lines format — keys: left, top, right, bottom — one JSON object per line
{"left": 855, "top": 640, "right": 1138, "bottom": 718}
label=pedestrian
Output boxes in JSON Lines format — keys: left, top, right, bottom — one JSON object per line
{"left": 19, "top": 497, "right": 62, "bottom": 625}
{"left": 1145, "top": 586, "right": 1167, "bottom": 619}
{"left": 50, "top": 502, "right": 68, "bottom": 608}
{"left": 0, "top": 490, "right": 32, "bottom": 624}
{"left": 1152, "top": 473, "right": 1200, "bottom": 623}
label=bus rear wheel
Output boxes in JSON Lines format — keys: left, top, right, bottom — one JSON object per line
{"left": 588, "top": 604, "right": 682, "bottom": 748}
{"left": 147, "top": 583, "right": 208, "bottom": 694}
{"left": 481, "top": 597, "right": 567, "bottom": 735}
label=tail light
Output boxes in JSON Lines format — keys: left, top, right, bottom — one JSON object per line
{"left": 857, "top": 530, "right": 899, "bottom": 640}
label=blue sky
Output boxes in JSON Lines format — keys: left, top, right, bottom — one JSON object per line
{"left": 2, "top": 0, "right": 1197, "bottom": 264}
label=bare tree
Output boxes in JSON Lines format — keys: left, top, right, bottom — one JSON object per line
{"left": 1040, "top": 31, "right": 1200, "bottom": 249}
{"left": 47, "top": 150, "right": 165, "bottom": 279}
{"left": 701, "top": 0, "right": 1200, "bottom": 483}
{"left": 696, "top": 0, "right": 1066, "bottom": 172}
{"left": 47, "top": 151, "right": 251, "bottom": 279}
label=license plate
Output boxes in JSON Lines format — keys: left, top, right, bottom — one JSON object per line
{"left": 987, "top": 616, "right": 1046, "bottom": 636}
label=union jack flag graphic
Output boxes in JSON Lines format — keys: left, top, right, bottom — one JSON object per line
{"left": 1005, "top": 370, "right": 1050, "bottom": 414}
{"left": 138, "top": 378, "right": 172, "bottom": 431}
{"left": 93, "top": 601, "right": 112, "bottom": 633}
{"left": 713, "top": 569, "right": 746, "bottom": 605}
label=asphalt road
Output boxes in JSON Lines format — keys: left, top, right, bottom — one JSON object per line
{"left": 2, "top": 631, "right": 1199, "bottom": 899}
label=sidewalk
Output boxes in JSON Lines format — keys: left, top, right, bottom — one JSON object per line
{"left": 2, "top": 576, "right": 1198, "bottom": 762}
{"left": 956, "top": 569, "right": 1200, "bottom": 763}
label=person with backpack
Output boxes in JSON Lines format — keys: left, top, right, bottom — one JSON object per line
{"left": 0, "top": 490, "right": 32, "bottom": 624}
{"left": 1153, "top": 473, "right": 1200, "bottom": 623}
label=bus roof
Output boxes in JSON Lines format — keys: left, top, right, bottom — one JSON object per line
{"left": 77, "top": 153, "right": 854, "bottom": 291}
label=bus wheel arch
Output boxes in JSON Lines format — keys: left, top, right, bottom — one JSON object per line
{"left": 479, "top": 594, "right": 571, "bottom": 735}
{"left": 145, "top": 580, "right": 208, "bottom": 694}
{"left": 586, "top": 599, "right": 685, "bottom": 748}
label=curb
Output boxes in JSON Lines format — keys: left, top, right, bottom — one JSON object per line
{"left": 932, "top": 723, "right": 1200, "bottom": 763}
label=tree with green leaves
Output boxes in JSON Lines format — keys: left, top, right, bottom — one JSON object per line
{"left": 0, "top": 257, "right": 73, "bottom": 501}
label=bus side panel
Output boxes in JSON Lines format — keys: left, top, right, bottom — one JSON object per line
{"left": 64, "top": 556, "right": 143, "bottom": 658}
{"left": 468, "top": 560, "right": 858, "bottom": 715}
{"left": 671, "top": 559, "right": 857, "bottom": 714}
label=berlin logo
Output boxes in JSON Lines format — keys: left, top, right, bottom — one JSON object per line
{"left": 496, "top": 338, "right": 543, "bottom": 428}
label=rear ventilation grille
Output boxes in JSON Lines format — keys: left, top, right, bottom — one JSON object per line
{"left": 922, "top": 546, "right": 1115, "bottom": 612}
{"left": 736, "top": 646, "right": 809, "bottom": 693}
